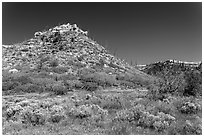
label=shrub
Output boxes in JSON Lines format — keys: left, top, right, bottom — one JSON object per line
{"left": 148, "top": 67, "right": 201, "bottom": 97}
{"left": 77, "top": 67, "right": 96, "bottom": 76}
{"left": 2, "top": 120, "right": 23, "bottom": 134}
{"left": 153, "top": 100, "right": 176, "bottom": 115}
{"left": 48, "top": 105, "right": 66, "bottom": 123}
{"left": 31, "top": 77, "right": 56, "bottom": 92}
{"left": 11, "top": 73, "right": 32, "bottom": 85}
{"left": 51, "top": 81, "right": 67, "bottom": 95}
{"left": 37, "top": 55, "right": 50, "bottom": 70}
{"left": 2, "top": 81, "right": 20, "bottom": 91}
{"left": 82, "top": 82, "right": 98, "bottom": 91}
{"left": 64, "top": 80, "right": 83, "bottom": 90}
{"left": 35, "top": 71, "right": 52, "bottom": 78}
{"left": 53, "top": 73, "right": 77, "bottom": 81}
{"left": 116, "top": 72, "right": 152, "bottom": 87}
{"left": 112, "top": 104, "right": 176, "bottom": 132}
{"left": 108, "top": 121, "right": 132, "bottom": 135}
{"left": 31, "top": 77, "right": 54, "bottom": 85}
{"left": 51, "top": 66, "right": 68, "bottom": 74}
{"left": 100, "top": 94, "right": 124, "bottom": 110}
{"left": 2, "top": 70, "right": 12, "bottom": 82}
{"left": 177, "top": 101, "right": 201, "bottom": 114}
{"left": 116, "top": 72, "right": 132, "bottom": 81}
{"left": 4, "top": 105, "right": 23, "bottom": 121}
{"left": 114, "top": 109, "right": 138, "bottom": 123}
{"left": 131, "top": 74, "right": 153, "bottom": 86}
{"left": 49, "top": 59, "right": 59, "bottom": 67}
{"left": 69, "top": 106, "right": 91, "bottom": 119}
{"left": 183, "top": 70, "right": 202, "bottom": 96}
{"left": 147, "top": 83, "right": 166, "bottom": 100}
{"left": 49, "top": 114, "right": 65, "bottom": 123}
{"left": 72, "top": 62, "right": 86, "bottom": 68}
{"left": 167, "top": 120, "right": 202, "bottom": 135}
{"left": 81, "top": 94, "right": 102, "bottom": 106}
{"left": 80, "top": 72, "right": 117, "bottom": 88}
{"left": 173, "top": 97, "right": 201, "bottom": 115}
{"left": 118, "top": 80, "right": 136, "bottom": 89}
{"left": 68, "top": 104, "right": 108, "bottom": 122}
{"left": 147, "top": 72, "right": 187, "bottom": 100}
{"left": 156, "top": 72, "right": 187, "bottom": 95}
{"left": 14, "top": 83, "right": 43, "bottom": 94}
{"left": 20, "top": 107, "right": 47, "bottom": 126}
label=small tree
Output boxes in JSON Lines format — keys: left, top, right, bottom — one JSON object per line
{"left": 183, "top": 70, "right": 202, "bottom": 96}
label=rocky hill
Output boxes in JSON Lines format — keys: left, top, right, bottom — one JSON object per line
{"left": 2, "top": 23, "right": 152, "bottom": 87}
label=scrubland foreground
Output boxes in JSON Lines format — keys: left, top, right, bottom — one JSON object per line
{"left": 2, "top": 23, "right": 202, "bottom": 135}
{"left": 2, "top": 62, "right": 202, "bottom": 135}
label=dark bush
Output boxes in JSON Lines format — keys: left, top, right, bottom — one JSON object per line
{"left": 2, "top": 70, "right": 12, "bottom": 82}
{"left": 147, "top": 71, "right": 188, "bottom": 99}
{"left": 51, "top": 66, "right": 69, "bottom": 74}
{"left": 175, "top": 98, "right": 201, "bottom": 115}
{"left": 2, "top": 72, "right": 32, "bottom": 92}
{"left": 118, "top": 80, "right": 136, "bottom": 89}
{"left": 183, "top": 70, "right": 202, "bottom": 96}
{"left": 116, "top": 72, "right": 153, "bottom": 87}
{"left": 116, "top": 72, "right": 132, "bottom": 81}
{"left": 37, "top": 55, "right": 50, "bottom": 70}
{"left": 21, "top": 110, "right": 46, "bottom": 126}
{"left": 49, "top": 59, "right": 59, "bottom": 68}
{"left": 147, "top": 65, "right": 201, "bottom": 97}
{"left": 80, "top": 72, "right": 117, "bottom": 88}
{"left": 25, "top": 84, "right": 43, "bottom": 93}
{"left": 82, "top": 82, "right": 98, "bottom": 91}
{"left": 11, "top": 74, "right": 32, "bottom": 85}
{"left": 167, "top": 120, "right": 202, "bottom": 135}
{"left": 31, "top": 77, "right": 56, "bottom": 89}
{"left": 77, "top": 67, "right": 96, "bottom": 76}
{"left": 64, "top": 80, "right": 83, "bottom": 90}
{"left": 49, "top": 114, "right": 65, "bottom": 123}
{"left": 2, "top": 81, "right": 20, "bottom": 91}
{"left": 72, "top": 62, "right": 86, "bottom": 68}
{"left": 108, "top": 121, "right": 132, "bottom": 135}
{"left": 34, "top": 71, "right": 52, "bottom": 78}
{"left": 51, "top": 81, "right": 67, "bottom": 95}
{"left": 147, "top": 83, "right": 166, "bottom": 100}
{"left": 100, "top": 94, "right": 124, "bottom": 110}
{"left": 14, "top": 83, "right": 43, "bottom": 94}
{"left": 53, "top": 73, "right": 77, "bottom": 81}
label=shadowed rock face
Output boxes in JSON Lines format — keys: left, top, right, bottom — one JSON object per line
{"left": 3, "top": 23, "right": 143, "bottom": 76}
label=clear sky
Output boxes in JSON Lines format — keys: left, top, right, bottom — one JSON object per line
{"left": 2, "top": 2, "right": 202, "bottom": 64}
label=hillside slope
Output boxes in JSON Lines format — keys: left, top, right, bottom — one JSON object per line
{"left": 3, "top": 23, "right": 149, "bottom": 77}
